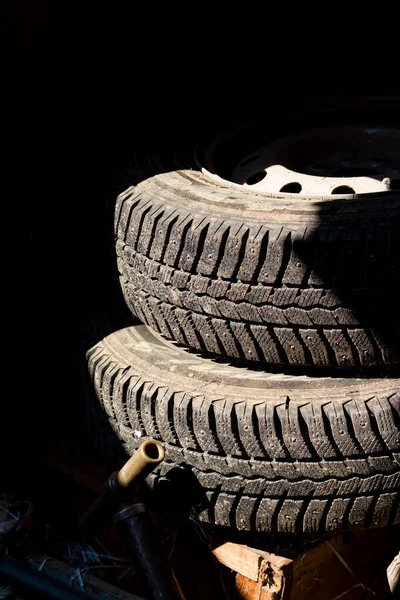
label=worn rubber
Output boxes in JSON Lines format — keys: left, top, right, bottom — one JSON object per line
{"left": 85, "top": 322, "right": 400, "bottom": 533}
{"left": 115, "top": 149, "right": 400, "bottom": 370}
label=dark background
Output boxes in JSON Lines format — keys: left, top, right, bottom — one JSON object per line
{"left": 3, "top": 3, "right": 398, "bottom": 477}
{"left": 3, "top": 3, "right": 305, "bottom": 466}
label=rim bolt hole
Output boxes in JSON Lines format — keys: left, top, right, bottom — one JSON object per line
{"left": 331, "top": 185, "right": 355, "bottom": 195}
{"left": 280, "top": 182, "right": 302, "bottom": 193}
{"left": 246, "top": 171, "right": 267, "bottom": 185}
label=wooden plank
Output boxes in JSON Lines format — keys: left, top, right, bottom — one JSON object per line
{"left": 212, "top": 529, "right": 393, "bottom": 599}
{"left": 212, "top": 542, "right": 259, "bottom": 581}
{"left": 387, "top": 551, "right": 400, "bottom": 594}
{"left": 235, "top": 572, "right": 284, "bottom": 600}
{"left": 212, "top": 541, "right": 293, "bottom": 599}
{"left": 212, "top": 541, "right": 292, "bottom": 582}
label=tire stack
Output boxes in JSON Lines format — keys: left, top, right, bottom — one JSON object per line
{"left": 85, "top": 107, "right": 400, "bottom": 535}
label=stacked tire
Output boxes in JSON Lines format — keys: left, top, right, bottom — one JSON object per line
{"left": 85, "top": 106, "right": 400, "bottom": 534}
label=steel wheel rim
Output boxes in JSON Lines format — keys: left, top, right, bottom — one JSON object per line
{"left": 200, "top": 124, "right": 400, "bottom": 199}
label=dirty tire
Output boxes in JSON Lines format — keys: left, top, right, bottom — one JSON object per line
{"left": 85, "top": 323, "right": 400, "bottom": 533}
{"left": 115, "top": 147, "right": 400, "bottom": 370}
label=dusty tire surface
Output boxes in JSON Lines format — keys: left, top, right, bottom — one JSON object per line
{"left": 85, "top": 323, "right": 400, "bottom": 533}
{"left": 115, "top": 146, "right": 400, "bottom": 371}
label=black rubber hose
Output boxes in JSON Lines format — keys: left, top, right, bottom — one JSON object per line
{"left": 114, "top": 503, "right": 181, "bottom": 600}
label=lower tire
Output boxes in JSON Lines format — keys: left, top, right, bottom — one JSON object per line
{"left": 85, "top": 323, "right": 400, "bottom": 533}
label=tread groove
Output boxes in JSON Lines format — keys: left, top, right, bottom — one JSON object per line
{"left": 365, "top": 328, "right": 385, "bottom": 365}
{"left": 230, "top": 404, "right": 249, "bottom": 459}
{"left": 231, "top": 227, "right": 250, "bottom": 281}
{"left": 294, "top": 329, "right": 313, "bottom": 366}
{"left": 250, "top": 495, "right": 264, "bottom": 531}
{"left": 343, "top": 495, "right": 356, "bottom": 530}
{"left": 275, "top": 232, "right": 292, "bottom": 287}
{"left": 133, "top": 203, "right": 152, "bottom": 250}
{"left": 253, "top": 230, "right": 269, "bottom": 284}
{"left": 341, "top": 328, "right": 362, "bottom": 366}
{"left": 191, "top": 221, "right": 210, "bottom": 273}
{"left": 365, "top": 399, "right": 395, "bottom": 453}
{"left": 297, "top": 407, "right": 321, "bottom": 460}
{"left": 168, "top": 392, "right": 180, "bottom": 446}
{"left": 365, "top": 493, "right": 380, "bottom": 529}
{"left": 226, "top": 322, "right": 247, "bottom": 360}
{"left": 274, "top": 491, "right": 288, "bottom": 532}
{"left": 159, "top": 212, "right": 179, "bottom": 262}
{"left": 251, "top": 405, "right": 268, "bottom": 458}
{"left": 320, "top": 496, "right": 334, "bottom": 532}
{"left": 245, "top": 323, "right": 265, "bottom": 363}
{"left": 296, "top": 493, "right": 314, "bottom": 533}
{"left": 268, "top": 326, "right": 289, "bottom": 364}
{"left": 187, "top": 396, "right": 201, "bottom": 451}
{"left": 321, "top": 404, "right": 344, "bottom": 459}
{"left": 115, "top": 192, "right": 141, "bottom": 239}
{"left": 211, "top": 225, "right": 230, "bottom": 277}
{"left": 208, "top": 404, "right": 226, "bottom": 456}
{"left": 343, "top": 403, "right": 366, "bottom": 455}
{"left": 272, "top": 407, "right": 291, "bottom": 460}
{"left": 207, "top": 317, "right": 227, "bottom": 357}
{"left": 134, "top": 381, "right": 147, "bottom": 435}
{"left": 170, "top": 216, "right": 192, "bottom": 267}
{"left": 230, "top": 489, "right": 243, "bottom": 529}
{"left": 319, "top": 328, "right": 338, "bottom": 367}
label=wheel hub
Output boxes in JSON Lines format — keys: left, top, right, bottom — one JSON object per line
{"left": 203, "top": 125, "right": 400, "bottom": 197}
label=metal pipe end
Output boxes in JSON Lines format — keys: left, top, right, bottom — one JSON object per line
{"left": 140, "top": 440, "right": 165, "bottom": 463}
{"left": 117, "top": 439, "right": 165, "bottom": 488}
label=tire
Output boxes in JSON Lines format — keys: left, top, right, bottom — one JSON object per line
{"left": 115, "top": 138, "right": 400, "bottom": 371}
{"left": 85, "top": 322, "right": 400, "bottom": 533}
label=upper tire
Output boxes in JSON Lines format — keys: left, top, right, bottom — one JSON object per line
{"left": 115, "top": 141, "right": 400, "bottom": 371}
